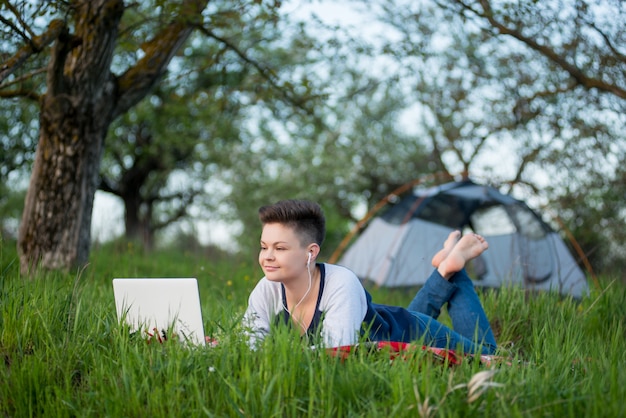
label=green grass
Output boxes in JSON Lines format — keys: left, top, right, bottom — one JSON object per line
{"left": 1, "top": 239, "right": 625, "bottom": 417}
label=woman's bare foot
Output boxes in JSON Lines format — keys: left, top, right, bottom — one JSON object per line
{"left": 437, "top": 233, "right": 489, "bottom": 280}
{"left": 432, "top": 230, "right": 462, "bottom": 268}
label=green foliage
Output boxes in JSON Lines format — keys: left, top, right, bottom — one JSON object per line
{"left": 549, "top": 169, "right": 626, "bottom": 277}
{"left": 3, "top": 0, "right": 623, "bottom": 276}
{"left": 1, "top": 241, "right": 625, "bottom": 416}
{"left": 98, "top": 0, "right": 330, "bottom": 248}
{"left": 0, "top": 185, "right": 24, "bottom": 239}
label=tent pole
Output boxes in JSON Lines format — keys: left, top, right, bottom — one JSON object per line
{"left": 328, "top": 171, "right": 457, "bottom": 263}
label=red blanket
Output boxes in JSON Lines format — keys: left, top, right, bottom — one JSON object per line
{"left": 328, "top": 341, "right": 511, "bottom": 367}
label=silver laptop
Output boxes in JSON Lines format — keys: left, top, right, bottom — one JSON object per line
{"left": 112, "top": 278, "right": 205, "bottom": 346}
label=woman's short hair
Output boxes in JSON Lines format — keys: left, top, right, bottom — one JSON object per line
{"left": 258, "top": 200, "right": 325, "bottom": 247}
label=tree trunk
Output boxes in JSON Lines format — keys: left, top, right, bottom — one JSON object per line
{"left": 17, "top": 1, "right": 123, "bottom": 273}
{"left": 123, "top": 193, "right": 156, "bottom": 251}
{"left": 18, "top": 97, "right": 109, "bottom": 272}
{"left": 16, "top": 0, "right": 208, "bottom": 273}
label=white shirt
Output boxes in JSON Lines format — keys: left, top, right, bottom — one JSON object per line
{"left": 243, "top": 263, "right": 368, "bottom": 347}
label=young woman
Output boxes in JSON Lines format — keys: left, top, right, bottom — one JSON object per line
{"left": 243, "top": 199, "right": 497, "bottom": 355}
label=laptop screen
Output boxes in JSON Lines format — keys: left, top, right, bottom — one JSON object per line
{"left": 112, "top": 278, "right": 205, "bottom": 345}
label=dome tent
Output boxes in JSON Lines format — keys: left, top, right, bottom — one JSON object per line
{"left": 335, "top": 179, "right": 589, "bottom": 298}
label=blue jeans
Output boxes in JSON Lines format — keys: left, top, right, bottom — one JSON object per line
{"left": 407, "top": 269, "right": 497, "bottom": 355}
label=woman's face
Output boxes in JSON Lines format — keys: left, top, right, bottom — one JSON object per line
{"left": 259, "top": 223, "right": 309, "bottom": 284}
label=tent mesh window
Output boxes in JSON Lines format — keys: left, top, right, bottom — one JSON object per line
{"left": 506, "top": 204, "right": 549, "bottom": 239}
{"left": 470, "top": 205, "right": 516, "bottom": 236}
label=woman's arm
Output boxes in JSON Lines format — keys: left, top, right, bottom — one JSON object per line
{"left": 318, "top": 265, "right": 368, "bottom": 347}
{"left": 242, "top": 278, "right": 281, "bottom": 347}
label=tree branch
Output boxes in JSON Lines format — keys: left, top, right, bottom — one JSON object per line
{"left": 197, "top": 25, "right": 317, "bottom": 115}
{"left": 0, "top": 88, "right": 40, "bottom": 101}
{"left": 0, "top": 66, "right": 46, "bottom": 92}
{"left": 586, "top": 20, "right": 626, "bottom": 64}
{"left": 453, "top": 0, "right": 626, "bottom": 100}
{"left": 113, "top": 0, "right": 209, "bottom": 119}
{"left": 98, "top": 177, "right": 119, "bottom": 196}
{"left": 0, "top": 19, "right": 65, "bottom": 84}
{"left": 151, "top": 190, "right": 200, "bottom": 231}
{"left": 2, "top": 1, "right": 36, "bottom": 43}
{"left": 510, "top": 145, "right": 545, "bottom": 188}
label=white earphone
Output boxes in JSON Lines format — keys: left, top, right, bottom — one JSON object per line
{"left": 307, "top": 252, "right": 312, "bottom": 266}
